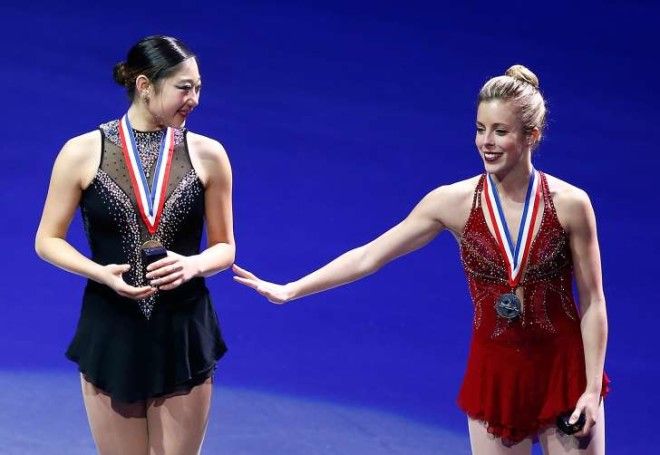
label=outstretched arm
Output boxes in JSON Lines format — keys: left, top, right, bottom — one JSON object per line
{"left": 234, "top": 185, "right": 454, "bottom": 303}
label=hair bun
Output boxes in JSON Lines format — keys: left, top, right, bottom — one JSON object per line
{"left": 112, "top": 61, "right": 129, "bottom": 86}
{"left": 505, "top": 64, "right": 539, "bottom": 89}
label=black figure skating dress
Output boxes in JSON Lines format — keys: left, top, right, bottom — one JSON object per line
{"left": 66, "top": 119, "right": 227, "bottom": 402}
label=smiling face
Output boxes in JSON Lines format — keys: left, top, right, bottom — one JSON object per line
{"left": 146, "top": 57, "right": 202, "bottom": 128}
{"left": 475, "top": 99, "right": 533, "bottom": 178}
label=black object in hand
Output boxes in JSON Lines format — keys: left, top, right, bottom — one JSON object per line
{"left": 556, "top": 411, "right": 586, "bottom": 435}
{"left": 141, "top": 244, "right": 167, "bottom": 272}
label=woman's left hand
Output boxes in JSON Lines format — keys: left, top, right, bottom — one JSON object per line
{"left": 570, "top": 390, "right": 601, "bottom": 437}
{"left": 146, "top": 251, "right": 199, "bottom": 291}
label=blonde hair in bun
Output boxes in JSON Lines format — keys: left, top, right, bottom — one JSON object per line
{"left": 505, "top": 64, "right": 539, "bottom": 89}
{"left": 479, "top": 64, "right": 547, "bottom": 145}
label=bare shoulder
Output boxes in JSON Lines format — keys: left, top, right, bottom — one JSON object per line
{"left": 544, "top": 173, "right": 594, "bottom": 232}
{"left": 424, "top": 175, "right": 480, "bottom": 206}
{"left": 57, "top": 130, "right": 102, "bottom": 188}
{"left": 186, "top": 131, "right": 228, "bottom": 161}
{"left": 60, "top": 130, "right": 101, "bottom": 162}
{"left": 423, "top": 174, "right": 482, "bottom": 233}
{"left": 186, "top": 131, "right": 231, "bottom": 187}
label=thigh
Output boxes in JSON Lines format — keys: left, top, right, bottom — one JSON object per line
{"left": 468, "top": 417, "right": 533, "bottom": 455}
{"left": 146, "top": 378, "right": 213, "bottom": 455}
{"left": 80, "top": 374, "right": 149, "bottom": 455}
{"left": 539, "top": 405, "right": 605, "bottom": 455}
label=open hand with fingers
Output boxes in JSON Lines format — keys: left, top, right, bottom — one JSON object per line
{"left": 146, "top": 251, "right": 199, "bottom": 291}
{"left": 102, "top": 263, "right": 156, "bottom": 300}
{"left": 232, "top": 264, "right": 294, "bottom": 304}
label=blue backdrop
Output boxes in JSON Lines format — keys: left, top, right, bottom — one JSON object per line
{"left": 1, "top": 0, "right": 658, "bottom": 453}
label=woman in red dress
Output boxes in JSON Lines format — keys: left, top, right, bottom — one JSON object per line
{"left": 234, "top": 64, "right": 608, "bottom": 454}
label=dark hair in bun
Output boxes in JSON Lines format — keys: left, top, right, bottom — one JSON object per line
{"left": 113, "top": 35, "right": 196, "bottom": 100}
{"left": 113, "top": 61, "right": 130, "bottom": 87}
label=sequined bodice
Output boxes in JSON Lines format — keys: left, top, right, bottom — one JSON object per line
{"left": 459, "top": 173, "right": 580, "bottom": 343}
{"left": 80, "top": 120, "right": 206, "bottom": 318}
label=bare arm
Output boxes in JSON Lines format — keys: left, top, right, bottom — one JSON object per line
{"left": 193, "top": 136, "right": 236, "bottom": 276}
{"left": 234, "top": 184, "right": 461, "bottom": 303}
{"left": 147, "top": 135, "right": 235, "bottom": 289}
{"left": 35, "top": 132, "right": 154, "bottom": 299}
{"left": 563, "top": 188, "right": 608, "bottom": 435}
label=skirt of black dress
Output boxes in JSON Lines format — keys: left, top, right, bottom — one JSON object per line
{"left": 66, "top": 281, "right": 227, "bottom": 403}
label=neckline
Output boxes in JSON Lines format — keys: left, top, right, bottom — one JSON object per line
{"left": 460, "top": 173, "right": 549, "bottom": 283}
{"left": 133, "top": 128, "right": 165, "bottom": 135}
{"left": 459, "top": 172, "right": 572, "bottom": 283}
{"left": 478, "top": 193, "right": 548, "bottom": 270}
{"left": 489, "top": 172, "right": 546, "bottom": 254}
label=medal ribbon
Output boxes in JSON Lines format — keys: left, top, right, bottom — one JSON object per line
{"left": 483, "top": 170, "right": 542, "bottom": 287}
{"left": 118, "top": 114, "right": 175, "bottom": 235}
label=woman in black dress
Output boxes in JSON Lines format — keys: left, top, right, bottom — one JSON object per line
{"left": 35, "top": 36, "right": 233, "bottom": 454}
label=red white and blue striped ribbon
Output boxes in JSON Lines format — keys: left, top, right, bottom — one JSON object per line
{"left": 118, "top": 114, "right": 175, "bottom": 235}
{"left": 483, "top": 170, "right": 542, "bottom": 287}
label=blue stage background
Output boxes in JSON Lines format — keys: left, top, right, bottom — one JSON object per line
{"left": 1, "top": 0, "right": 658, "bottom": 453}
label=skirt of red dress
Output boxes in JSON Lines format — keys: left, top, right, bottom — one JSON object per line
{"left": 457, "top": 335, "right": 610, "bottom": 444}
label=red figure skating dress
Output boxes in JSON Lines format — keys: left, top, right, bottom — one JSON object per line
{"left": 458, "top": 172, "right": 609, "bottom": 443}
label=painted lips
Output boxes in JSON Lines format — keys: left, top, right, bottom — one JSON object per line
{"left": 483, "top": 151, "right": 503, "bottom": 162}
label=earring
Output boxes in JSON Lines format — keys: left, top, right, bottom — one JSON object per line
{"left": 142, "top": 89, "right": 151, "bottom": 104}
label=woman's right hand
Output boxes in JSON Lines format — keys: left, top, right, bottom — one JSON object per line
{"left": 102, "top": 264, "right": 156, "bottom": 300}
{"left": 232, "top": 264, "right": 294, "bottom": 304}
